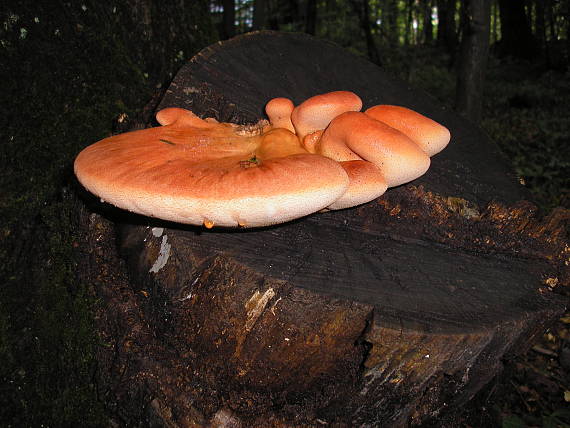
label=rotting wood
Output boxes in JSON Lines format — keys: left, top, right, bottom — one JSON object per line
{"left": 76, "top": 31, "right": 569, "bottom": 426}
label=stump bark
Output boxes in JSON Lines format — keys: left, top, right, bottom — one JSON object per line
{"left": 78, "top": 32, "right": 569, "bottom": 427}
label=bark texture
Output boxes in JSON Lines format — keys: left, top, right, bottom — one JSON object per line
{"left": 78, "top": 32, "right": 569, "bottom": 427}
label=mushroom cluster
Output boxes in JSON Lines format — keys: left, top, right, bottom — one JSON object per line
{"left": 74, "top": 91, "right": 450, "bottom": 228}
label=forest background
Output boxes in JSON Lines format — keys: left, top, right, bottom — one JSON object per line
{"left": 0, "top": 0, "right": 568, "bottom": 426}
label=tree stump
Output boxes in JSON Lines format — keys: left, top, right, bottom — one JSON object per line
{"left": 79, "top": 32, "right": 569, "bottom": 427}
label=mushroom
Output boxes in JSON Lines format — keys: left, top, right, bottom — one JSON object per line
{"left": 156, "top": 107, "right": 217, "bottom": 128}
{"left": 76, "top": 93, "right": 452, "bottom": 227}
{"left": 74, "top": 107, "right": 350, "bottom": 228}
{"left": 291, "top": 91, "right": 362, "bottom": 141}
{"left": 365, "top": 105, "right": 451, "bottom": 156}
{"left": 265, "top": 97, "right": 295, "bottom": 133}
{"left": 313, "top": 111, "right": 430, "bottom": 188}
{"left": 327, "top": 160, "right": 388, "bottom": 210}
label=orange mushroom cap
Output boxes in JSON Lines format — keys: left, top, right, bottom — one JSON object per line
{"left": 291, "top": 91, "right": 362, "bottom": 141}
{"left": 156, "top": 107, "right": 215, "bottom": 128}
{"left": 265, "top": 97, "right": 295, "bottom": 133}
{"left": 365, "top": 105, "right": 451, "bottom": 156}
{"left": 327, "top": 160, "right": 388, "bottom": 210}
{"left": 74, "top": 107, "right": 349, "bottom": 228}
{"left": 315, "top": 111, "right": 430, "bottom": 187}
{"left": 76, "top": 93, "right": 451, "bottom": 226}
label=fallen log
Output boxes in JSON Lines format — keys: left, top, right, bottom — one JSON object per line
{"left": 77, "top": 31, "right": 569, "bottom": 426}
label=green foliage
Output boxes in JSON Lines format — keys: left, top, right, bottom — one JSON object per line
{"left": 482, "top": 63, "right": 570, "bottom": 210}
{"left": 542, "top": 408, "right": 570, "bottom": 428}
{"left": 317, "top": 0, "right": 363, "bottom": 51}
{"left": 502, "top": 414, "right": 528, "bottom": 428}
{"left": 394, "top": 45, "right": 456, "bottom": 101}
{"left": 501, "top": 408, "right": 570, "bottom": 428}
{"left": 399, "top": 48, "right": 568, "bottom": 212}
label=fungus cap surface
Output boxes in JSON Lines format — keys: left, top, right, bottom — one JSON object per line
{"left": 265, "top": 97, "right": 295, "bottom": 133}
{"left": 291, "top": 91, "right": 363, "bottom": 140}
{"left": 316, "top": 111, "right": 430, "bottom": 187}
{"left": 74, "top": 108, "right": 349, "bottom": 228}
{"left": 365, "top": 105, "right": 451, "bottom": 156}
{"left": 327, "top": 160, "right": 388, "bottom": 210}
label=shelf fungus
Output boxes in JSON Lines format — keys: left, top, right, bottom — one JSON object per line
{"left": 74, "top": 91, "right": 450, "bottom": 228}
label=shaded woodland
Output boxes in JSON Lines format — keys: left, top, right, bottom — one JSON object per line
{"left": 0, "top": 0, "right": 569, "bottom": 427}
{"left": 211, "top": 0, "right": 569, "bottom": 209}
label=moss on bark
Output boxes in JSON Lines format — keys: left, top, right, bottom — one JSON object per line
{"left": 0, "top": 1, "right": 216, "bottom": 425}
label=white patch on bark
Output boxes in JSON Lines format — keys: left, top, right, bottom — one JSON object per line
{"left": 149, "top": 235, "right": 171, "bottom": 273}
{"left": 234, "top": 288, "right": 276, "bottom": 359}
{"left": 244, "top": 288, "right": 276, "bottom": 332}
{"left": 151, "top": 227, "right": 164, "bottom": 237}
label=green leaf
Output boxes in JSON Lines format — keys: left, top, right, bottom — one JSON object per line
{"left": 502, "top": 415, "right": 527, "bottom": 428}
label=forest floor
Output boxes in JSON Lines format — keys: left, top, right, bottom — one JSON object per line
{"left": 0, "top": 42, "right": 569, "bottom": 427}
{"left": 403, "top": 46, "right": 570, "bottom": 428}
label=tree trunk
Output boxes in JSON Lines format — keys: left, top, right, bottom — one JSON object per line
{"left": 567, "top": 3, "right": 570, "bottom": 68}
{"left": 535, "top": 0, "right": 550, "bottom": 64}
{"left": 436, "top": 0, "right": 446, "bottom": 45}
{"left": 497, "top": 0, "right": 539, "bottom": 60}
{"left": 285, "top": 0, "right": 301, "bottom": 25}
{"left": 305, "top": 0, "right": 317, "bottom": 34}
{"left": 542, "top": 0, "right": 553, "bottom": 41}
{"left": 267, "top": 0, "right": 281, "bottom": 30}
{"left": 252, "top": 0, "right": 267, "bottom": 31}
{"left": 80, "top": 31, "right": 569, "bottom": 427}
{"left": 423, "top": 0, "right": 433, "bottom": 44}
{"left": 384, "top": 0, "right": 399, "bottom": 47}
{"left": 127, "top": 0, "right": 153, "bottom": 41}
{"left": 222, "top": 0, "right": 236, "bottom": 39}
{"left": 349, "top": 0, "right": 382, "bottom": 65}
{"left": 119, "top": 0, "right": 215, "bottom": 79}
{"left": 404, "top": 0, "right": 413, "bottom": 45}
{"left": 437, "top": 0, "right": 458, "bottom": 54}
{"left": 490, "top": 0, "right": 500, "bottom": 44}
{"left": 455, "top": 0, "right": 491, "bottom": 123}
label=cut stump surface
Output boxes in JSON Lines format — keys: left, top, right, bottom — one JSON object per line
{"left": 80, "top": 32, "right": 569, "bottom": 427}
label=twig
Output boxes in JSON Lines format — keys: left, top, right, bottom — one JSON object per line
{"left": 510, "top": 380, "right": 533, "bottom": 413}
{"left": 531, "top": 345, "right": 558, "bottom": 357}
